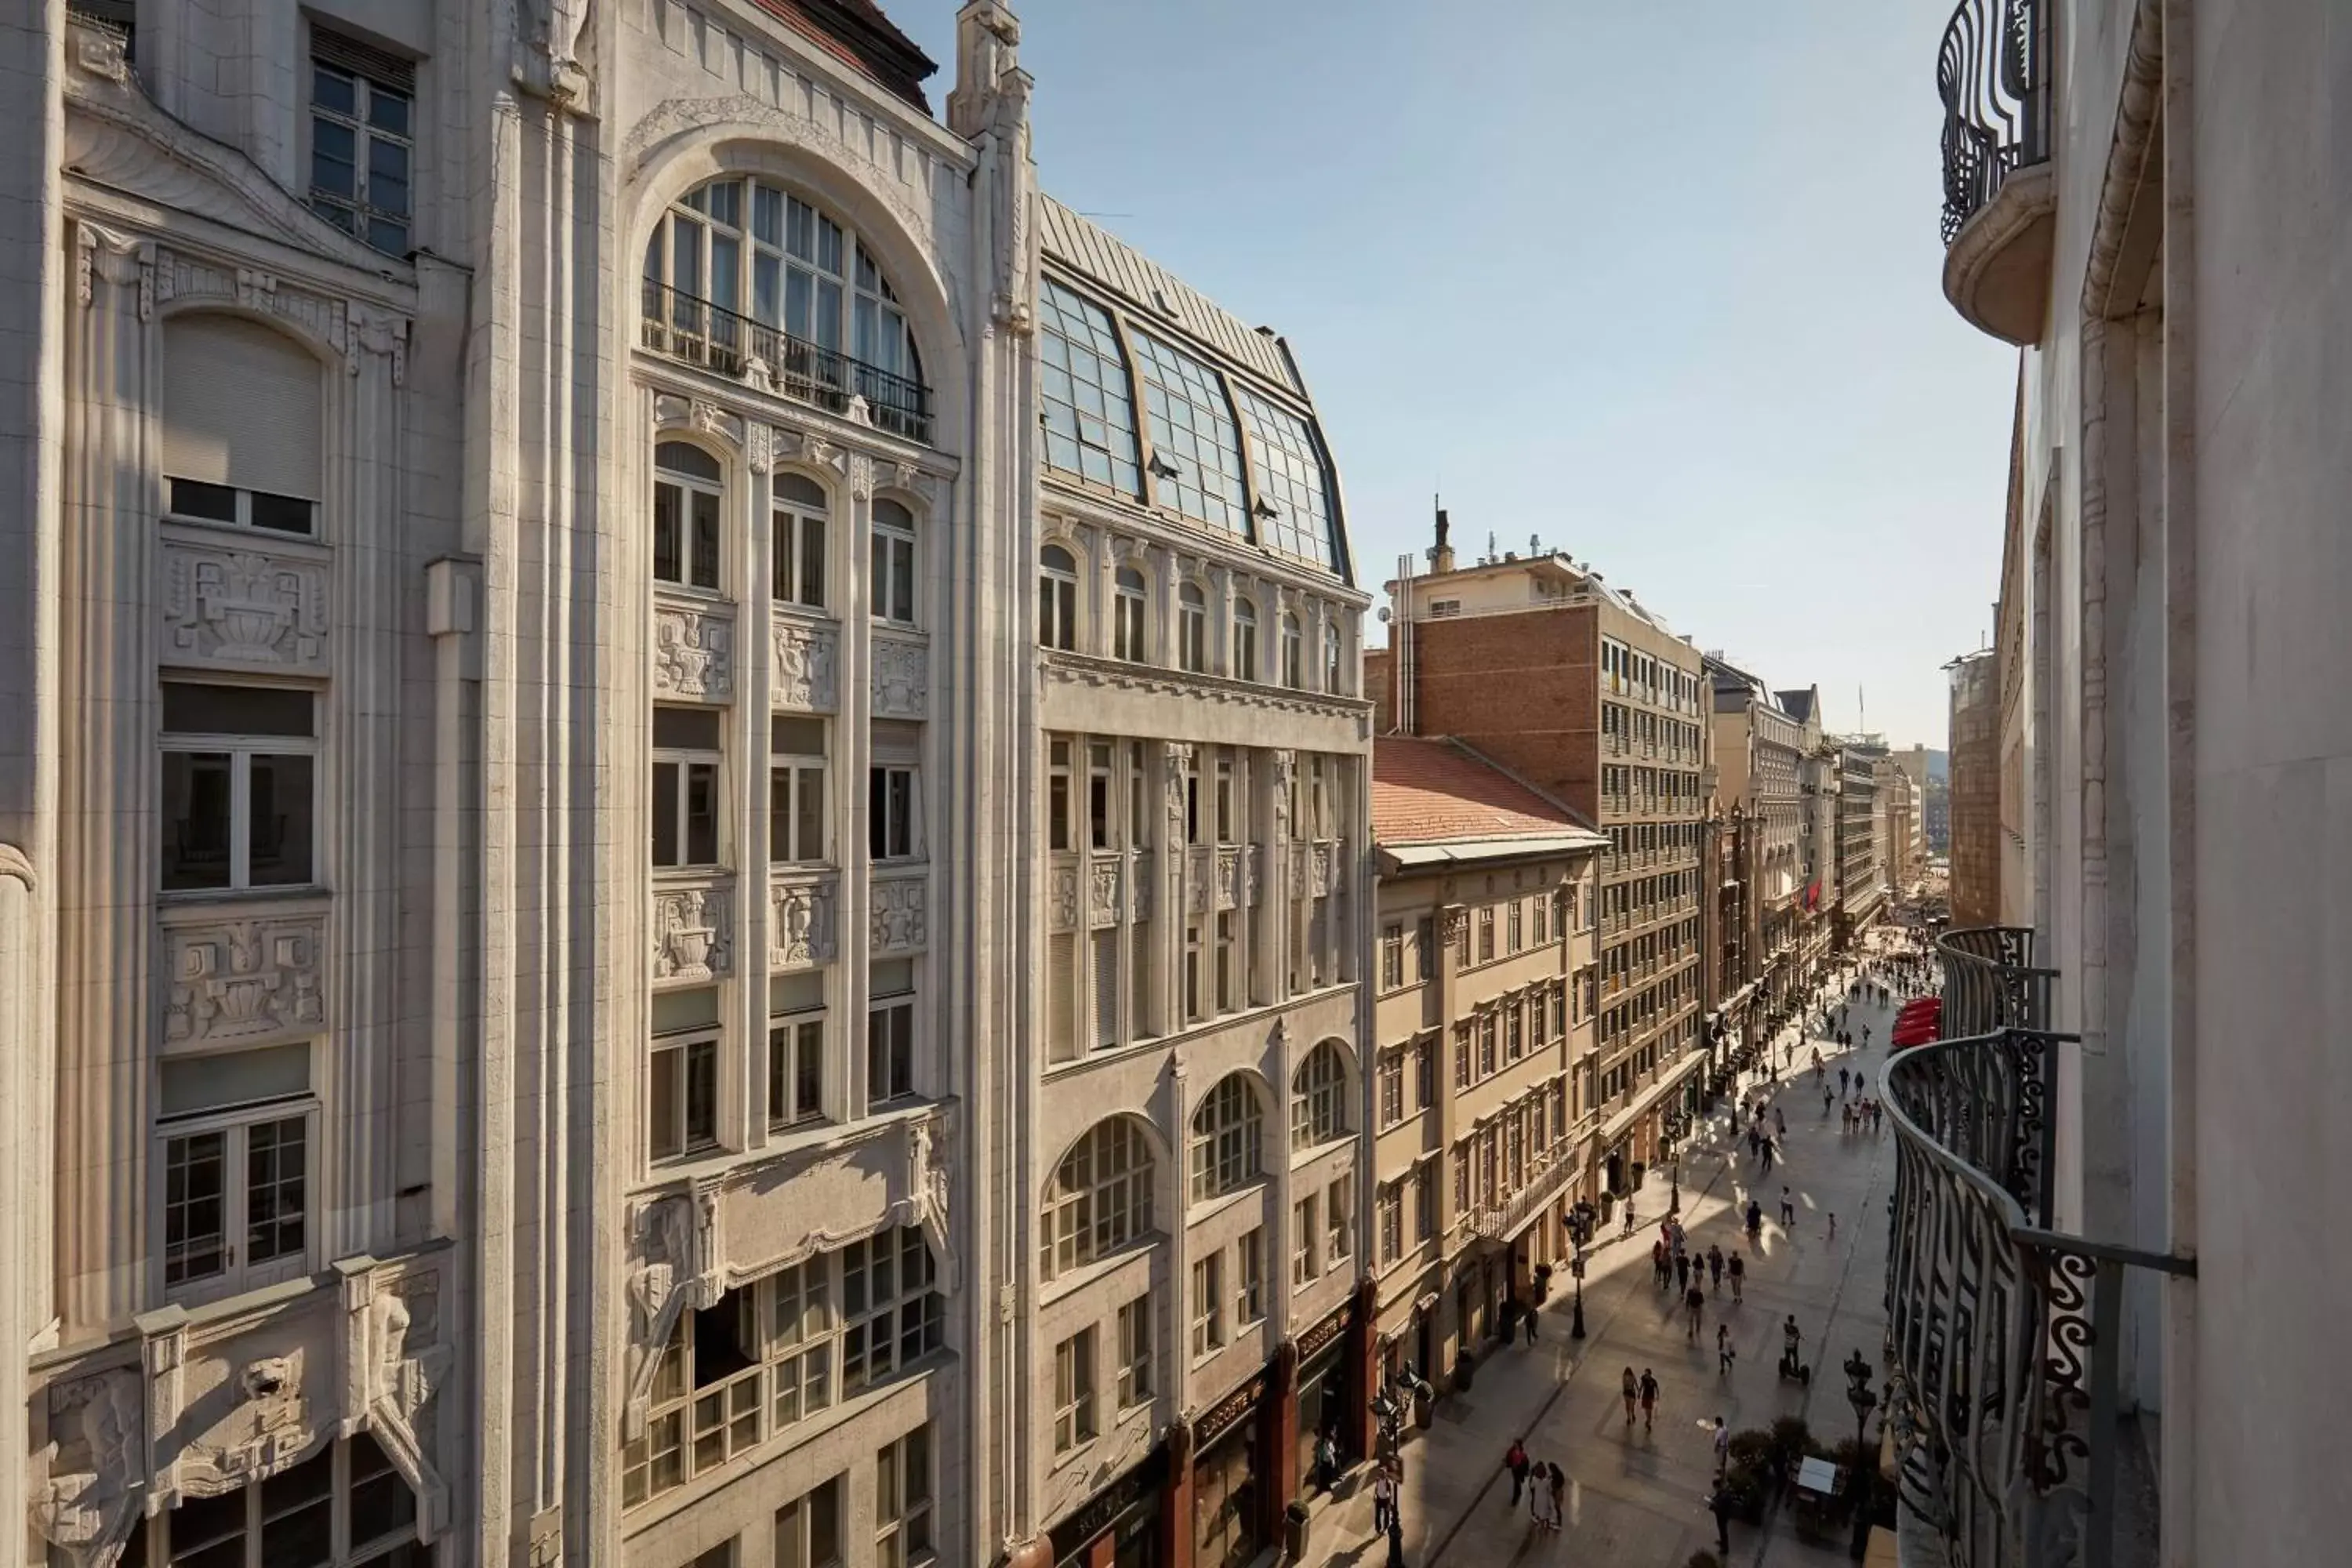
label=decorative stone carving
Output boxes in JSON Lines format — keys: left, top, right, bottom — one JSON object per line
{"left": 745, "top": 422, "right": 775, "bottom": 474}
{"left": 1163, "top": 743, "right": 1193, "bottom": 820}
{"left": 162, "top": 543, "right": 328, "bottom": 670}
{"left": 1186, "top": 848, "right": 1214, "bottom": 914}
{"left": 895, "top": 1109, "right": 960, "bottom": 1290}
{"left": 871, "top": 637, "right": 929, "bottom": 718}
{"left": 652, "top": 601, "right": 734, "bottom": 702}
{"left": 846, "top": 453, "right": 876, "bottom": 500}
{"left": 690, "top": 399, "right": 742, "bottom": 447}
{"left": 32, "top": 1370, "right": 143, "bottom": 1562}
{"left": 1312, "top": 842, "right": 1336, "bottom": 897}
{"left": 1048, "top": 864, "right": 1079, "bottom": 931}
{"left": 1216, "top": 846, "right": 1241, "bottom": 909}
{"left": 771, "top": 620, "right": 840, "bottom": 711}
{"left": 870, "top": 876, "right": 928, "bottom": 954}
{"left": 1269, "top": 750, "right": 1297, "bottom": 837}
{"left": 515, "top": 0, "right": 594, "bottom": 104}
{"left": 179, "top": 1353, "right": 316, "bottom": 1496}
{"left": 624, "top": 1192, "right": 722, "bottom": 1434}
{"left": 770, "top": 876, "right": 837, "bottom": 969}
{"left": 652, "top": 884, "right": 734, "bottom": 982}
{"left": 165, "top": 915, "right": 326, "bottom": 1045}
{"left": 1087, "top": 857, "right": 1120, "bottom": 928}
{"left": 787, "top": 429, "right": 844, "bottom": 476}
{"left": 347, "top": 309, "right": 408, "bottom": 386}
{"left": 372, "top": 1284, "right": 453, "bottom": 1436}
{"left": 74, "top": 222, "right": 148, "bottom": 315}
{"left": 1242, "top": 845, "right": 1262, "bottom": 906}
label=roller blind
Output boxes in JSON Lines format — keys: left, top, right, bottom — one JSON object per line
{"left": 162, "top": 315, "right": 323, "bottom": 499}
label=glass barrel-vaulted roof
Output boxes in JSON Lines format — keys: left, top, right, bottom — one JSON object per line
{"left": 1038, "top": 280, "right": 1142, "bottom": 497}
{"left": 1131, "top": 329, "right": 1250, "bottom": 539}
{"left": 1232, "top": 385, "right": 1338, "bottom": 572}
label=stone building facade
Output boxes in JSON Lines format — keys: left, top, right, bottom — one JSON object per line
{"left": 1703, "top": 658, "right": 1806, "bottom": 1051}
{"left": 1364, "top": 739, "right": 1602, "bottom": 1392}
{"left": 1383, "top": 524, "right": 1708, "bottom": 1197}
{"left": 1944, "top": 650, "right": 2000, "bottom": 930}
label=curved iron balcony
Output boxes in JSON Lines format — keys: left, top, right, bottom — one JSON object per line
{"left": 640, "top": 278, "right": 934, "bottom": 446}
{"left": 1882, "top": 932, "right": 2192, "bottom": 1568}
{"left": 1935, "top": 0, "right": 2055, "bottom": 343}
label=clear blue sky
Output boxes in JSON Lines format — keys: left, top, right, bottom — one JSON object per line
{"left": 902, "top": 1, "right": 2019, "bottom": 750}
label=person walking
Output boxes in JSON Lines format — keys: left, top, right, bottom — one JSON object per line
{"left": 1828, "top": 1211, "right": 1838, "bottom": 1241}
{"left": 1712, "top": 1416, "right": 1731, "bottom": 1481}
{"left": 1707, "top": 1481, "right": 1736, "bottom": 1557}
{"left": 1707, "top": 1243, "right": 1724, "bottom": 1290}
{"left": 1639, "top": 1368, "right": 1660, "bottom": 1432}
{"left": 1728, "top": 1249, "right": 1745, "bottom": 1301}
{"left": 1653, "top": 1236, "right": 1671, "bottom": 1290}
{"left": 1523, "top": 1297, "right": 1539, "bottom": 1342}
{"left": 1621, "top": 1367, "right": 1639, "bottom": 1425}
{"left": 1744, "top": 1198, "right": 1763, "bottom": 1247}
{"left": 1780, "top": 1185, "right": 1795, "bottom": 1227}
{"left": 1316, "top": 1428, "right": 1339, "bottom": 1493}
{"left": 1759, "top": 1134, "right": 1775, "bottom": 1175}
{"left": 1674, "top": 1250, "right": 1690, "bottom": 1292}
{"left": 1685, "top": 1278, "right": 1706, "bottom": 1339}
{"left": 1504, "top": 1437, "right": 1530, "bottom": 1505}
{"left": 1546, "top": 1464, "right": 1567, "bottom": 1533}
{"left": 1528, "top": 1460, "right": 1553, "bottom": 1529}
{"left": 1839, "top": 1066, "right": 1850, "bottom": 1098}
{"left": 1371, "top": 1463, "right": 1398, "bottom": 1536}
{"left": 1622, "top": 1196, "right": 1638, "bottom": 1236}
{"left": 1774, "top": 1105, "right": 1787, "bottom": 1136}
{"left": 1717, "top": 1322, "right": 1736, "bottom": 1375}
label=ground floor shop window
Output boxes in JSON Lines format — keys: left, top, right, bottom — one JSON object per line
{"left": 1193, "top": 1420, "right": 1261, "bottom": 1568}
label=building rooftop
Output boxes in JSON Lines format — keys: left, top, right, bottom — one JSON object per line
{"left": 1777, "top": 688, "right": 1817, "bottom": 723}
{"left": 1372, "top": 738, "right": 1605, "bottom": 853}
{"left": 750, "top": 0, "right": 937, "bottom": 111}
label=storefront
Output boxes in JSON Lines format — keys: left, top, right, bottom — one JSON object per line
{"left": 1051, "top": 1443, "right": 1168, "bottom": 1568}
{"left": 1292, "top": 1299, "right": 1357, "bottom": 1486}
{"left": 1192, "top": 1376, "right": 1266, "bottom": 1568}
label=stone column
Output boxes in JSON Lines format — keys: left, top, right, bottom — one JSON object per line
{"left": 1157, "top": 742, "right": 1189, "bottom": 1037}
{"left": 56, "top": 222, "right": 159, "bottom": 1332}
{"left": 739, "top": 426, "right": 773, "bottom": 1152}
{"left": 840, "top": 451, "right": 874, "bottom": 1116}
{"left": 1261, "top": 1337, "right": 1300, "bottom": 1543}
{"left": 1157, "top": 1417, "right": 1196, "bottom": 1568}
{"left": 1342, "top": 1276, "right": 1378, "bottom": 1459}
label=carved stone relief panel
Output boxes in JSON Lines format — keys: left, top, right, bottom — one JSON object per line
{"left": 624, "top": 1190, "right": 722, "bottom": 1435}
{"left": 771, "top": 620, "right": 840, "bottom": 711}
{"left": 162, "top": 542, "right": 329, "bottom": 672}
{"left": 1087, "top": 856, "right": 1120, "bottom": 930}
{"left": 31, "top": 1368, "right": 143, "bottom": 1562}
{"left": 652, "top": 882, "right": 735, "bottom": 983}
{"left": 869, "top": 874, "right": 928, "bottom": 954}
{"left": 1215, "top": 847, "right": 1241, "bottom": 911}
{"left": 1048, "top": 862, "right": 1080, "bottom": 932}
{"left": 652, "top": 600, "right": 735, "bottom": 702}
{"left": 769, "top": 874, "right": 838, "bottom": 970}
{"left": 870, "top": 634, "right": 929, "bottom": 719}
{"left": 163, "top": 913, "right": 326, "bottom": 1046}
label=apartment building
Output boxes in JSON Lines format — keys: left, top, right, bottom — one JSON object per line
{"left": 1013, "top": 199, "right": 1371, "bottom": 1568}
{"left": 1704, "top": 658, "right": 1806, "bottom": 1049}
{"left": 1382, "top": 516, "right": 1708, "bottom": 1198}
{"left": 1365, "top": 739, "right": 1603, "bottom": 1386}
{"left": 1831, "top": 742, "right": 1883, "bottom": 944}
{"left": 1774, "top": 686, "right": 1834, "bottom": 989}
{"left": 1944, "top": 650, "right": 1999, "bottom": 929}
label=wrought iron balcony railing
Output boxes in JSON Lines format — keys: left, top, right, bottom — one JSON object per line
{"left": 640, "top": 278, "right": 934, "bottom": 445}
{"left": 1886, "top": 935, "right": 2192, "bottom": 1568}
{"left": 1937, "top": 0, "right": 2049, "bottom": 244}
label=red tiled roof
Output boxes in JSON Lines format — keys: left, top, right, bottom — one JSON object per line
{"left": 1373, "top": 738, "right": 1586, "bottom": 845}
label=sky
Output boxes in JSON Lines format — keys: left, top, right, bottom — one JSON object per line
{"left": 902, "top": 0, "right": 2020, "bottom": 750}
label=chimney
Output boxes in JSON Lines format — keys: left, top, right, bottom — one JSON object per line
{"left": 1429, "top": 499, "right": 1455, "bottom": 575}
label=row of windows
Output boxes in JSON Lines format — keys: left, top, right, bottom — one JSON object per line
{"left": 1038, "top": 278, "right": 1342, "bottom": 572}
{"left": 1449, "top": 1079, "right": 1575, "bottom": 1220}
{"left": 1599, "top": 961, "right": 1702, "bottom": 1052}
{"left": 1600, "top": 764, "right": 1702, "bottom": 812}
{"left": 1448, "top": 982, "right": 1571, "bottom": 1093}
{"left": 1606, "top": 820, "right": 1703, "bottom": 867}
{"left": 1374, "top": 1163, "right": 1440, "bottom": 1265}
{"left": 116, "top": 1434, "right": 419, "bottom": 1568}
{"left": 1038, "top": 540, "right": 1349, "bottom": 693}
{"left": 653, "top": 441, "right": 923, "bottom": 624}
{"left": 1599, "top": 638, "right": 1701, "bottom": 714}
{"left": 1045, "top": 741, "right": 1345, "bottom": 855}
{"left": 623, "top": 1229, "right": 943, "bottom": 1512}
{"left": 651, "top": 704, "right": 923, "bottom": 871}
{"left": 1040, "top": 1044, "right": 1355, "bottom": 1283}
{"left": 1373, "top": 882, "right": 1592, "bottom": 994}
{"left": 1052, "top": 1296, "right": 1157, "bottom": 1456}
{"left": 1602, "top": 702, "right": 1703, "bottom": 760}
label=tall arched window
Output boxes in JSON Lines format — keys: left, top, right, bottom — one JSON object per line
{"left": 1280, "top": 613, "right": 1304, "bottom": 689}
{"left": 1041, "top": 1118, "right": 1156, "bottom": 1279}
{"left": 642, "top": 176, "right": 928, "bottom": 440}
{"left": 772, "top": 471, "right": 829, "bottom": 608}
{"left": 1189, "top": 1074, "right": 1263, "bottom": 1202}
{"left": 872, "top": 498, "right": 917, "bottom": 626}
{"left": 1113, "top": 566, "right": 1148, "bottom": 663}
{"left": 1178, "top": 583, "right": 1208, "bottom": 674}
{"left": 1040, "top": 543, "right": 1079, "bottom": 652}
{"left": 1232, "top": 597, "right": 1259, "bottom": 682}
{"left": 653, "top": 441, "right": 724, "bottom": 590}
{"left": 1291, "top": 1042, "right": 1350, "bottom": 1150}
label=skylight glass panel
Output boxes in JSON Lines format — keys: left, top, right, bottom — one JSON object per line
{"left": 1038, "top": 281, "right": 1142, "bottom": 496}
{"left": 1131, "top": 330, "right": 1249, "bottom": 538}
{"left": 1233, "top": 386, "right": 1338, "bottom": 571}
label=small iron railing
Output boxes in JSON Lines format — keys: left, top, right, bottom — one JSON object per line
{"left": 1937, "top": 0, "right": 2049, "bottom": 244}
{"left": 639, "top": 278, "right": 933, "bottom": 445}
{"left": 1938, "top": 925, "right": 2056, "bottom": 1036}
{"left": 1883, "top": 1016, "right": 2192, "bottom": 1568}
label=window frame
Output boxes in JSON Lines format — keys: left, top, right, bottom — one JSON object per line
{"left": 875, "top": 1425, "right": 935, "bottom": 1568}
{"left": 1291, "top": 1192, "right": 1319, "bottom": 1286}
{"left": 866, "top": 992, "right": 916, "bottom": 1112}
{"left": 654, "top": 706, "right": 725, "bottom": 869}
{"left": 770, "top": 717, "right": 828, "bottom": 866}
{"left": 1041, "top": 1118, "right": 1156, "bottom": 1279}
{"left": 650, "top": 1020, "right": 724, "bottom": 1165}
{"left": 1290, "top": 1042, "right": 1350, "bottom": 1151}
{"left": 1236, "top": 1228, "right": 1265, "bottom": 1324}
{"left": 653, "top": 441, "right": 726, "bottom": 592}
{"left": 154, "top": 1082, "right": 316, "bottom": 1305}
{"left": 1190, "top": 1254, "right": 1225, "bottom": 1359}
{"left": 164, "top": 476, "right": 318, "bottom": 539}
{"left": 1189, "top": 1073, "right": 1264, "bottom": 1203}
{"left": 1178, "top": 581, "right": 1208, "bottom": 674}
{"left": 159, "top": 682, "right": 320, "bottom": 895}
{"left": 1039, "top": 543, "right": 1080, "bottom": 652}
{"left": 1112, "top": 565, "right": 1149, "bottom": 663}
{"left": 773, "top": 474, "right": 831, "bottom": 610}
{"left": 767, "top": 996, "right": 827, "bottom": 1132}
{"left": 307, "top": 46, "right": 414, "bottom": 257}
{"left": 1116, "top": 1294, "right": 1155, "bottom": 1406}
{"left": 1280, "top": 613, "right": 1304, "bottom": 689}
{"left": 127, "top": 1432, "right": 418, "bottom": 1567}
{"left": 871, "top": 498, "right": 920, "bottom": 626}
{"left": 1232, "top": 596, "right": 1259, "bottom": 682}
{"left": 868, "top": 762, "right": 922, "bottom": 862}
{"left": 1053, "top": 1327, "right": 1098, "bottom": 1454}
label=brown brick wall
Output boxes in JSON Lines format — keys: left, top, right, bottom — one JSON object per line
{"left": 1366, "top": 646, "right": 1394, "bottom": 734}
{"left": 1403, "top": 605, "right": 1598, "bottom": 814}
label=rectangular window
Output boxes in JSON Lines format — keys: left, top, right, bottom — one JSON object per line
{"left": 1215, "top": 910, "right": 1237, "bottom": 1014}
{"left": 1377, "top": 1182, "right": 1403, "bottom": 1263}
{"left": 1214, "top": 750, "right": 1238, "bottom": 844}
{"left": 1048, "top": 739, "right": 1073, "bottom": 852}
{"left": 653, "top": 705, "right": 723, "bottom": 868}
{"left": 1183, "top": 921, "right": 1203, "bottom": 1024}
{"left": 156, "top": 1044, "right": 314, "bottom": 1300}
{"left": 1416, "top": 915, "right": 1436, "bottom": 981}
{"left": 651, "top": 987, "right": 723, "bottom": 1163}
{"left": 768, "top": 973, "right": 826, "bottom": 1131}
{"left": 1117, "top": 1294, "right": 1154, "bottom": 1406}
{"left": 775, "top": 1476, "right": 844, "bottom": 1568}
{"left": 1415, "top": 1040, "right": 1436, "bottom": 1109}
{"left": 1414, "top": 1167, "right": 1436, "bottom": 1241}
{"left": 1236, "top": 1228, "right": 1265, "bottom": 1323}
{"left": 165, "top": 477, "right": 316, "bottom": 538}
{"left": 1453, "top": 1025, "right": 1471, "bottom": 1090}
{"left": 1191, "top": 1254, "right": 1224, "bottom": 1359}
{"left": 866, "top": 985, "right": 915, "bottom": 1112}
{"left": 1381, "top": 924, "right": 1403, "bottom": 990}
{"left": 1476, "top": 906, "right": 1494, "bottom": 964}
{"left": 161, "top": 682, "right": 318, "bottom": 891}
{"left": 1507, "top": 899, "right": 1524, "bottom": 953}
{"left": 871, "top": 511, "right": 917, "bottom": 626}
{"left": 309, "top": 36, "right": 413, "bottom": 256}
{"left": 1292, "top": 1194, "right": 1318, "bottom": 1285}
{"left": 1505, "top": 1001, "right": 1524, "bottom": 1062}
{"left": 841, "top": 1225, "right": 942, "bottom": 1394}
{"left": 1089, "top": 741, "right": 1115, "bottom": 850}
{"left": 1452, "top": 1147, "right": 1470, "bottom": 1212}
{"left": 875, "top": 1425, "right": 933, "bottom": 1568}
{"left": 1053, "top": 1328, "right": 1098, "bottom": 1454}
{"left": 869, "top": 764, "right": 920, "bottom": 860}
{"left": 1479, "top": 1013, "right": 1498, "bottom": 1078}
{"left": 1326, "top": 1174, "right": 1353, "bottom": 1265}
{"left": 137, "top": 1433, "right": 419, "bottom": 1566}
{"left": 773, "top": 494, "right": 828, "bottom": 609}
{"left": 1378, "top": 1051, "right": 1403, "bottom": 1127}
{"left": 771, "top": 716, "right": 827, "bottom": 864}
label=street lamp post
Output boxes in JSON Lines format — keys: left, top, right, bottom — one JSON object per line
{"left": 1563, "top": 1204, "right": 1592, "bottom": 1340}
{"left": 1842, "top": 1348, "right": 1878, "bottom": 1561}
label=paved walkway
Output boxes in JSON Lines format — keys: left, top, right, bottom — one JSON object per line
{"left": 1304, "top": 953, "right": 1921, "bottom": 1568}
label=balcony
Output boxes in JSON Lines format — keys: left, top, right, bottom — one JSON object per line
{"left": 1936, "top": 0, "right": 2055, "bottom": 343}
{"left": 1885, "top": 934, "right": 2191, "bottom": 1568}
{"left": 640, "top": 279, "right": 934, "bottom": 445}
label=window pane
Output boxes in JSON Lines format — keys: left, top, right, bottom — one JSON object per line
{"left": 654, "top": 706, "right": 723, "bottom": 750}
{"left": 259, "top": 1443, "right": 333, "bottom": 1568}
{"left": 247, "top": 752, "right": 314, "bottom": 886}
{"left": 348, "top": 1432, "right": 419, "bottom": 1548}
{"left": 652, "top": 760, "right": 681, "bottom": 866}
{"left": 691, "top": 490, "right": 721, "bottom": 590}
{"left": 795, "top": 769, "right": 824, "bottom": 863}
{"left": 650, "top": 1048, "right": 681, "bottom": 1160}
{"left": 163, "top": 1131, "right": 227, "bottom": 1286}
{"left": 685, "top": 1040, "right": 719, "bottom": 1148}
{"left": 310, "top": 118, "right": 357, "bottom": 196}
{"left": 245, "top": 1116, "right": 307, "bottom": 1263}
{"left": 799, "top": 518, "right": 826, "bottom": 608}
{"left": 312, "top": 65, "right": 358, "bottom": 116}
{"left": 654, "top": 481, "right": 683, "bottom": 583}
{"left": 249, "top": 492, "right": 316, "bottom": 535}
{"left": 368, "top": 86, "right": 411, "bottom": 136}
{"left": 366, "top": 136, "right": 411, "bottom": 216}
{"left": 163, "top": 683, "right": 314, "bottom": 738}
{"left": 169, "top": 478, "right": 239, "bottom": 521}
{"left": 685, "top": 763, "right": 719, "bottom": 865}
{"left": 162, "top": 751, "right": 234, "bottom": 891}
{"left": 169, "top": 1485, "right": 247, "bottom": 1568}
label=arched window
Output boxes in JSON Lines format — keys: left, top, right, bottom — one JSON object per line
{"left": 1232, "top": 597, "right": 1259, "bottom": 682}
{"left": 1041, "top": 1118, "right": 1156, "bottom": 1279}
{"left": 1178, "top": 583, "right": 1208, "bottom": 674}
{"left": 1323, "top": 621, "right": 1345, "bottom": 693}
{"left": 654, "top": 441, "right": 724, "bottom": 590}
{"left": 1040, "top": 543, "right": 1078, "bottom": 652}
{"left": 1291, "top": 1042, "right": 1350, "bottom": 1150}
{"left": 1113, "top": 566, "right": 1148, "bottom": 663}
{"left": 1189, "top": 1074, "right": 1263, "bottom": 1202}
{"left": 1280, "top": 613, "right": 1304, "bottom": 690}
{"left": 773, "top": 470, "right": 829, "bottom": 608}
{"left": 642, "top": 177, "right": 928, "bottom": 440}
{"left": 872, "top": 498, "right": 917, "bottom": 626}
